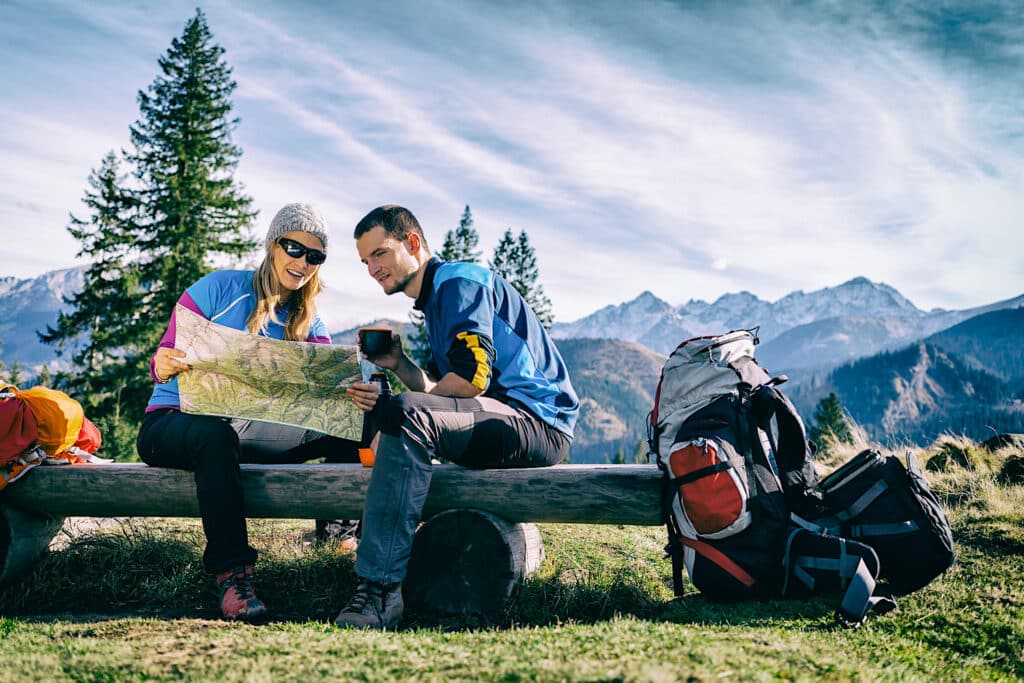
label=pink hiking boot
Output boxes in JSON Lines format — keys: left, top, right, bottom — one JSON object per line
{"left": 215, "top": 565, "right": 268, "bottom": 622}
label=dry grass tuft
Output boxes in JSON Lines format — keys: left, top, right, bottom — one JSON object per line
{"left": 923, "top": 435, "right": 995, "bottom": 473}
{"left": 997, "top": 455, "right": 1024, "bottom": 485}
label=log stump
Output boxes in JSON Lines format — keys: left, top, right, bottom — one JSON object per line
{"left": 0, "top": 506, "right": 64, "bottom": 584}
{"left": 405, "top": 508, "right": 544, "bottom": 619}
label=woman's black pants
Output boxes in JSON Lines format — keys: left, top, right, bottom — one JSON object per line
{"left": 137, "top": 408, "right": 359, "bottom": 573}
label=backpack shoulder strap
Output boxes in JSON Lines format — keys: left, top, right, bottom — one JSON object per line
{"left": 782, "top": 528, "right": 898, "bottom": 628}
{"left": 749, "top": 384, "right": 824, "bottom": 517}
{"left": 664, "top": 515, "right": 687, "bottom": 597}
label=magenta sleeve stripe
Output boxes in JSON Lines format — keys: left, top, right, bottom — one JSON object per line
{"left": 177, "top": 292, "right": 204, "bottom": 317}
{"left": 157, "top": 291, "right": 204, "bottom": 349}
{"left": 150, "top": 292, "right": 205, "bottom": 381}
{"left": 308, "top": 335, "right": 332, "bottom": 345}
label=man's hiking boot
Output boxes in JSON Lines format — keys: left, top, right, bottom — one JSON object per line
{"left": 334, "top": 580, "right": 403, "bottom": 630}
{"left": 314, "top": 519, "right": 361, "bottom": 555}
{"left": 215, "top": 564, "right": 267, "bottom": 622}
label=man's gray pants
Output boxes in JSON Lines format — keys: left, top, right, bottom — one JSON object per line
{"left": 354, "top": 391, "right": 570, "bottom": 586}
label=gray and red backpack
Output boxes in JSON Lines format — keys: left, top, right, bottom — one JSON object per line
{"left": 648, "top": 329, "right": 903, "bottom": 625}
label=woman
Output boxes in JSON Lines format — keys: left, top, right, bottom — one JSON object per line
{"left": 136, "top": 203, "right": 359, "bottom": 622}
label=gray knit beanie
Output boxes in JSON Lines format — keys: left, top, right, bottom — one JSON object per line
{"left": 265, "top": 203, "right": 329, "bottom": 251}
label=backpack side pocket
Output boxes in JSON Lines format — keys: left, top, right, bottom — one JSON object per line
{"left": 668, "top": 435, "right": 751, "bottom": 540}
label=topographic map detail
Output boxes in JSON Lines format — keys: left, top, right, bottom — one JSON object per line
{"left": 175, "top": 305, "right": 363, "bottom": 440}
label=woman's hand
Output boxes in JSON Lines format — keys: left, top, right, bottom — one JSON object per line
{"left": 346, "top": 382, "right": 381, "bottom": 413}
{"left": 154, "top": 347, "right": 191, "bottom": 381}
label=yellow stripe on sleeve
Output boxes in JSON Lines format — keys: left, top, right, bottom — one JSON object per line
{"left": 455, "top": 331, "right": 491, "bottom": 390}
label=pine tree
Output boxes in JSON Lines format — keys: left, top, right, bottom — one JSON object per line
{"left": 489, "top": 228, "right": 554, "bottom": 328}
{"left": 40, "top": 152, "right": 142, "bottom": 413}
{"left": 809, "top": 392, "right": 855, "bottom": 456}
{"left": 129, "top": 9, "right": 257, "bottom": 324}
{"left": 36, "top": 364, "right": 53, "bottom": 389}
{"left": 2, "top": 361, "right": 25, "bottom": 388}
{"left": 40, "top": 9, "right": 256, "bottom": 423}
{"left": 633, "top": 438, "right": 649, "bottom": 465}
{"left": 489, "top": 228, "right": 515, "bottom": 280}
{"left": 440, "top": 205, "right": 481, "bottom": 263}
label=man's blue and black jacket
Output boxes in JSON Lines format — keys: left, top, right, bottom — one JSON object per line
{"left": 413, "top": 257, "right": 579, "bottom": 438}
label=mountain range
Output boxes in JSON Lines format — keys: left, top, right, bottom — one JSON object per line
{"left": 559, "top": 307, "right": 1024, "bottom": 460}
{"left": 551, "top": 276, "right": 1024, "bottom": 374}
{"left": 0, "top": 267, "right": 84, "bottom": 366}
{"left": 2, "top": 268, "right": 1021, "bottom": 460}
{"left": 556, "top": 338, "right": 665, "bottom": 464}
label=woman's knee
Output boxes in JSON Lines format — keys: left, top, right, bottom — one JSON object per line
{"left": 138, "top": 412, "right": 239, "bottom": 469}
{"left": 186, "top": 416, "right": 239, "bottom": 461}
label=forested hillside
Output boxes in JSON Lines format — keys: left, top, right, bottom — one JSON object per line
{"left": 556, "top": 338, "right": 664, "bottom": 464}
{"left": 926, "top": 306, "right": 1024, "bottom": 385}
{"left": 792, "top": 342, "right": 1022, "bottom": 445}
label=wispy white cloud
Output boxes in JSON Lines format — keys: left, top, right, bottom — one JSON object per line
{"left": 227, "top": 7, "right": 567, "bottom": 202}
{"left": 1, "top": 0, "right": 1021, "bottom": 325}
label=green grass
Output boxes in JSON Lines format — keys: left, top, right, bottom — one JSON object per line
{"left": 0, "top": 443, "right": 1022, "bottom": 681}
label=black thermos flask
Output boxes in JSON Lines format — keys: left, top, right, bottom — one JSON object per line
{"left": 360, "top": 371, "right": 392, "bottom": 448}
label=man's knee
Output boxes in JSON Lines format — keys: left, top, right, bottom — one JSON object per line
{"left": 380, "top": 391, "right": 444, "bottom": 437}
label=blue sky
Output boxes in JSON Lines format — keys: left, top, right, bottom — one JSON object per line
{"left": 1, "top": 0, "right": 1022, "bottom": 330}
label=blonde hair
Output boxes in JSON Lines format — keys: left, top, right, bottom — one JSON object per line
{"left": 246, "top": 243, "right": 324, "bottom": 341}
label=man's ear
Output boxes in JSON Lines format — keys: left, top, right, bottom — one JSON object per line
{"left": 406, "top": 232, "right": 422, "bottom": 256}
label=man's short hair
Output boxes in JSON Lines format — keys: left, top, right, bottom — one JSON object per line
{"left": 353, "top": 205, "right": 427, "bottom": 249}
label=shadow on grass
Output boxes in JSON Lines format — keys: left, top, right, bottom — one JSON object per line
{"left": 0, "top": 526, "right": 856, "bottom": 633}
{"left": 954, "top": 513, "right": 1024, "bottom": 555}
{"left": 0, "top": 531, "right": 207, "bottom": 615}
{"left": 0, "top": 526, "right": 361, "bottom": 622}
{"left": 494, "top": 573, "right": 839, "bottom": 632}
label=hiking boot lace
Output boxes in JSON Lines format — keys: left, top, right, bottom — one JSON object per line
{"left": 346, "top": 582, "right": 382, "bottom": 616}
{"left": 219, "top": 567, "right": 258, "bottom": 601}
{"left": 226, "top": 572, "right": 256, "bottom": 600}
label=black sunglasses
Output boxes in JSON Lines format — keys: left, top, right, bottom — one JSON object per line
{"left": 277, "top": 237, "right": 327, "bottom": 265}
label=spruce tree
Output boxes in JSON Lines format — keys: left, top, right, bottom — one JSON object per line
{"left": 36, "top": 364, "right": 53, "bottom": 388}
{"left": 40, "top": 152, "right": 142, "bottom": 413}
{"left": 1, "top": 357, "right": 25, "bottom": 388}
{"left": 489, "top": 228, "right": 554, "bottom": 328}
{"left": 440, "top": 205, "right": 481, "bottom": 263}
{"left": 40, "top": 9, "right": 256, "bottom": 423}
{"left": 809, "top": 392, "right": 855, "bottom": 456}
{"left": 490, "top": 228, "right": 516, "bottom": 282}
{"left": 633, "top": 438, "right": 649, "bottom": 464}
{"left": 129, "top": 9, "right": 257, "bottom": 324}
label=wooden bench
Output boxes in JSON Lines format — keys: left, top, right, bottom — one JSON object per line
{"left": 0, "top": 463, "right": 662, "bottom": 616}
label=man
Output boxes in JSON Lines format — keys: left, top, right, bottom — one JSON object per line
{"left": 335, "top": 205, "right": 579, "bottom": 630}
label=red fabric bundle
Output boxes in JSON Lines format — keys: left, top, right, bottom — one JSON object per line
{"left": 0, "top": 397, "right": 39, "bottom": 465}
{"left": 74, "top": 417, "right": 103, "bottom": 454}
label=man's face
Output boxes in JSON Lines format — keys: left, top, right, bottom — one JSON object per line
{"left": 356, "top": 225, "right": 419, "bottom": 296}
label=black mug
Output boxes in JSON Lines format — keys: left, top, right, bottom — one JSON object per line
{"left": 358, "top": 327, "right": 393, "bottom": 357}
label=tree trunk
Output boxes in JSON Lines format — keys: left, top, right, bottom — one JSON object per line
{"left": 5, "top": 463, "right": 662, "bottom": 524}
{"left": 404, "top": 508, "right": 544, "bottom": 619}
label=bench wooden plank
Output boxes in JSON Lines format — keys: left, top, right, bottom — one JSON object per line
{"left": 3, "top": 463, "right": 663, "bottom": 525}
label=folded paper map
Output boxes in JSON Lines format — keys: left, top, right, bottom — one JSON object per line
{"left": 175, "top": 304, "right": 363, "bottom": 440}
